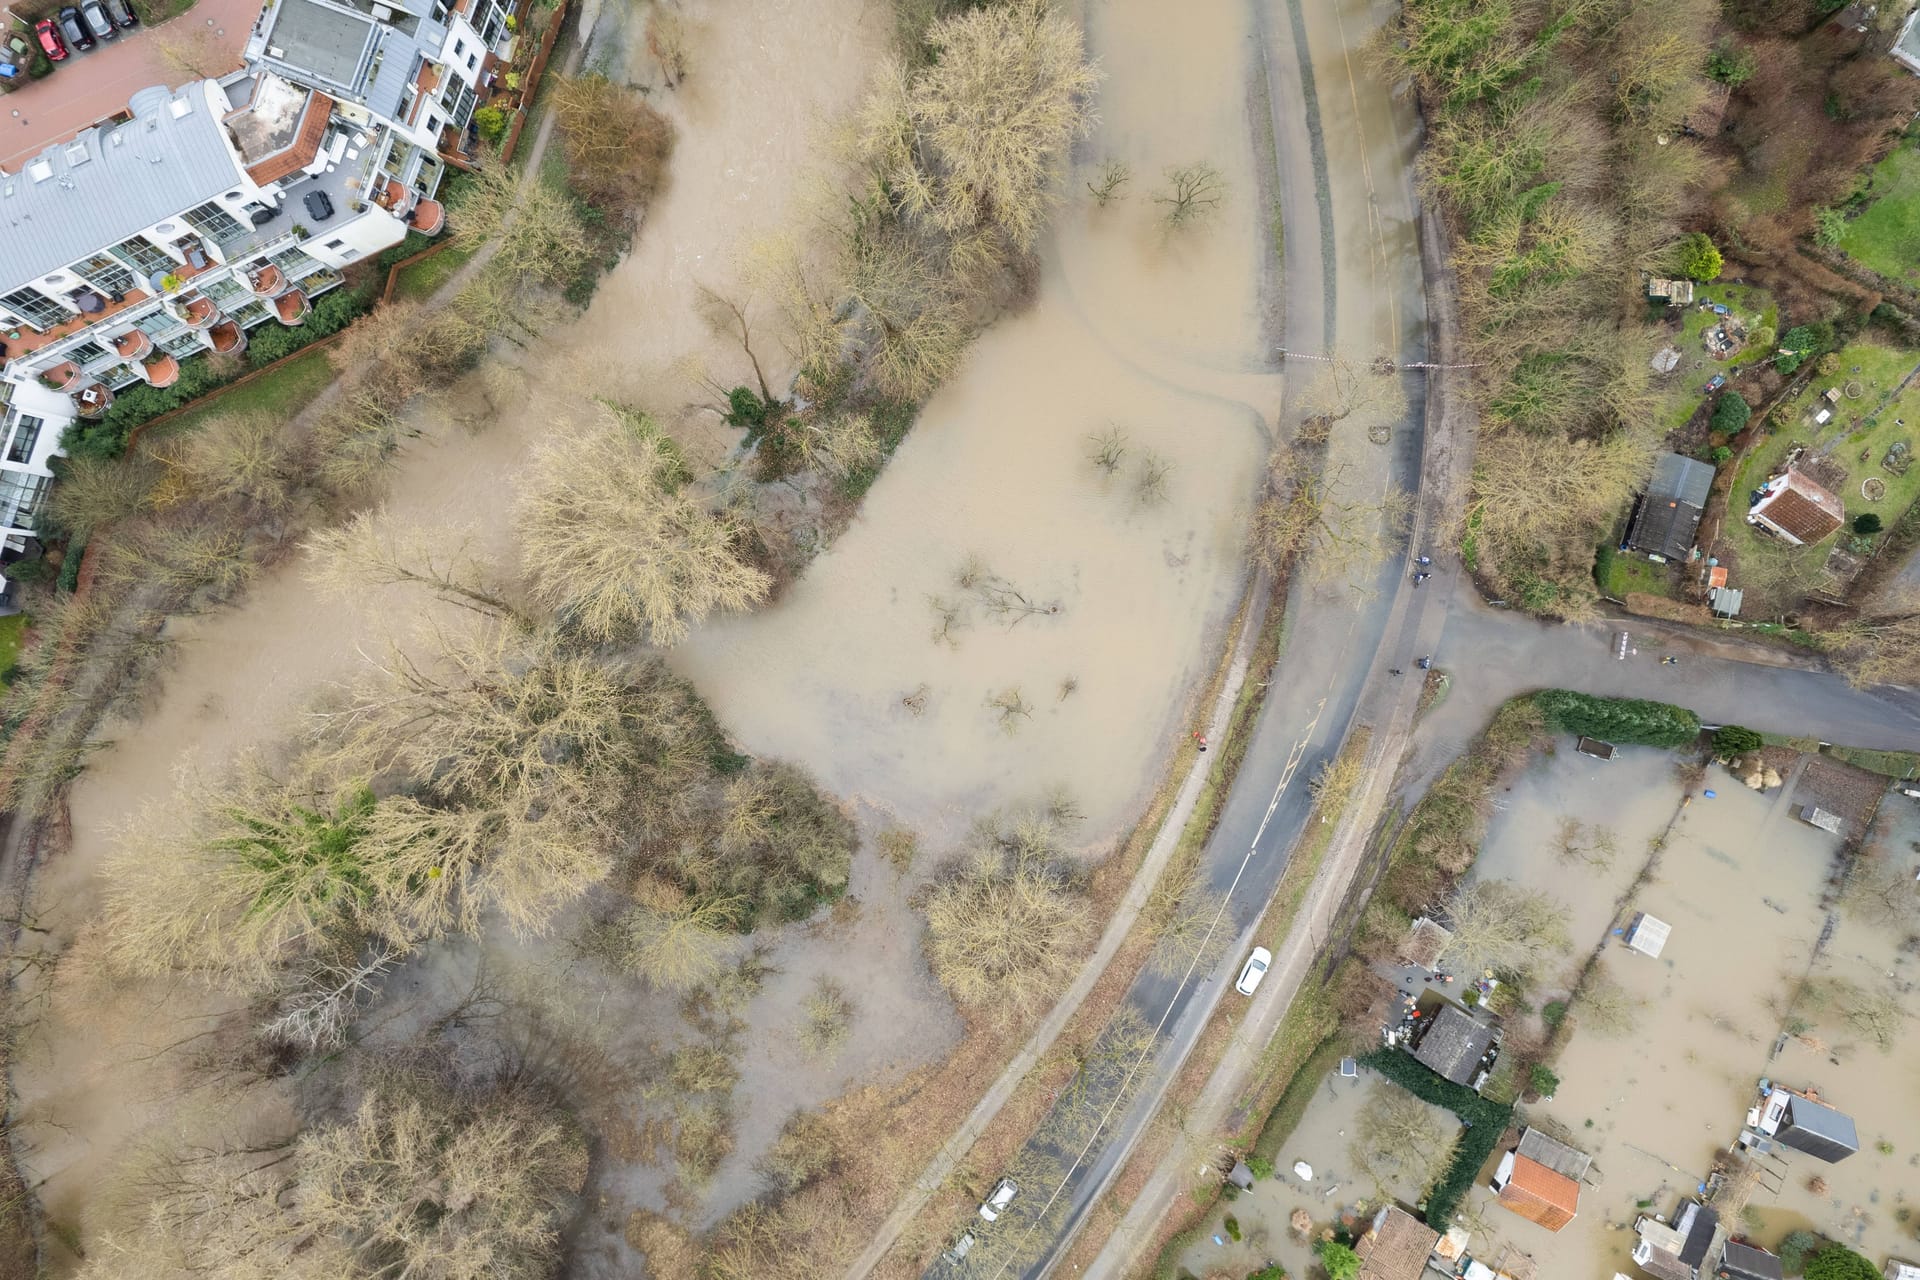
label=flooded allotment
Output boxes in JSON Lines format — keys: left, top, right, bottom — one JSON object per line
{"left": 1180, "top": 737, "right": 1920, "bottom": 1280}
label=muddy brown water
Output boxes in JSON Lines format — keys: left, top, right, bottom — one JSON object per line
{"left": 10, "top": 0, "right": 1289, "bottom": 1266}
{"left": 1168, "top": 745, "right": 1920, "bottom": 1277}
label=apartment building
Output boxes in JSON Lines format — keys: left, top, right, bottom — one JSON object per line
{"left": 0, "top": 4, "right": 459, "bottom": 574}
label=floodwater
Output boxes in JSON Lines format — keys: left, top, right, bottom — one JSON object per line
{"left": 10, "top": 0, "right": 1289, "bottom": 1264}
{"left": 668, "top": 0, "right": 1280, "bottom": 848}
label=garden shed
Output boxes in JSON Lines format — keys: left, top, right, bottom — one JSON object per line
{"left": 1625, "top": 912, "right": 1672, "bottom": 958}
{"left": 1626, "top": 453, "right": 1714, "bottom": 560}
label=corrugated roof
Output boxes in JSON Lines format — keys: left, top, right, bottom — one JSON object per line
{"left": 1718, "top": 1241, "right": 1784, "bottom": 1280}
{"left": 1516, "top": 1128, "right": 1593, "bottom": 1181}
{"left": 1627, "top": 452, "right": 1714, "bottom": 559}
{"left": 0, "top": 82, "right": 246, "bottom": 299}
{"left": 1413, "top": 1004, "right": 1495, "bottom": 1086}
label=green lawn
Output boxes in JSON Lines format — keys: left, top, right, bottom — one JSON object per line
{"left": 0, "top": 613, "right": 27, "bottom": 687}
{"left": 1597, "top": 545, "right": 1679, "bottom": 599}
{"left": 146, "top": 348, "right": 339, "bottom": 442}
{"left": 1725, "top": 338, "right": 1920, "bottom": 581}
{"left": 1838, "top": 144, "right": 1920, "bottom": 283}
{"left": 392, "top": 243, "right": 477, "bottom": 303}
{"left": 1653, "top": 281, "right": 1780, "bottom": 435}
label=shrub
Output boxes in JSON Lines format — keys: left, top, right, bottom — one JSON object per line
{"left": 475, "top": 104, "right": 510, "bottom": 143}
{"left": 1710, "top": 445, "right": 1733, "bottom": 464}
{"left": 1804, "top": 1244, "right": 1879, "bottom": 1280}
{"left": 1245, "top": 1155, "right": 1274, "bottom": 1180}
{"left": 1778, "top": 1230, "right": 1824, "bottom": 1274}
{"left": 1529, "top": 1064, "right": 1560, "bottom": 1096}
{"left": 1707, "top": 40, "right": 1756, "bottom": 87}
{"left": 1534, "top": 690, "right": 1701, "bottom": 747}
{"left": 1318, "top": 1240, "right": 1361, "bottom": 1280}
{"left": 27, "top": 52, "right": 52, "bottom": 79}
{"left": 1223, "top": 1214, "right": 1241, "bottom": 1242}
{"left": 1852, "top": 512, "right": 1883, "bottom": 535}
{"left": 56, "top": 539, "right": 86, "bottom": 593}
{"left": 1710, "top": 391, "right": 1751, "bottom": 436}
{"left": 1677, "top": 232, "right": 1722, "bottom": 282}
{"left": 1814, "top": 206, "right": 1847, "bottom": 245}
{"left": 1246, "top": 1268, "right": 1287, "bottom": 1280}
{"left": 1712, "top": 725, "right": 1764, "bottom": 759}
{"left": 1542, "top": 1000, "right": 1568, "bottom": 1029}
{"left": 1776, "top": 324, "right": 1827, "bottom": 375}
{"left": 1593, "top": 542, "right": 1616, "bottom": 590}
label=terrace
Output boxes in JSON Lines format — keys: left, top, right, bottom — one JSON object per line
{"left": 274, "top": 290, "right": 312, "bottom": 326}
{"left": 140, "top": 354, "right": 181, "bottom": 389}
{"left": 112, "top": 330, "right": 154, "bottom": 361}
{"left": 72, "top": 383, "right": 114, "bottom": 420}
{"left": 208, "top": 320, "right": 247, "bottom": 356}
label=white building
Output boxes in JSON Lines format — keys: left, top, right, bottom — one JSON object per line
{"left": 0, "top": 61, "right": 445, "bottom": 574}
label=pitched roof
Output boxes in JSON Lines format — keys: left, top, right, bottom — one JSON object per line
{"left": 1405, "top": 917, "right": 1452, "bottom": 970}
{"left": 1717, "top": 1241, "right": 1784, "bottom": 1280}
{"left": 1413, "top": 1004, "right": 1495, "bottom": 1086}
{"left": 1676, "top": 1203, "right": 1719, "bottom": 1268}
{"left": 1515, "top": 1128, "right": 1593, "bottom": 1181}
{"left": 1750, "top": 470, "right": 1844, "bottom": 545}
{"left": 1779, "top": 1094, "right": 1858, "bottom": 1158}
{"left": 1627, "top": 453, "right": 1714, "bottom": 559}
{"left": 0, "top": 82, "right": 246, "bottom": 299}
{"left": 1357, "top": 1205, "right": 1440, "bottom": 1280}
{"left": 1496, "top": 1155, "right": 1580, "bottom": 1230}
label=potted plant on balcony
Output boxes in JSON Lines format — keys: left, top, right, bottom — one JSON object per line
{"left": 159, "top": 271, "right": 184, "bottom": 294}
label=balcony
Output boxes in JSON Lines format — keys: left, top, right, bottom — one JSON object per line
{"left": 140, "top": 354, "right": 181, "bottom": 388}
{"left": 274, "top": 289, "right": 310, "bottom": 326}
{"left": 72, "top": 383, "right": 114, "bottom": 419}
{"left": 112, "top": 330, "right": 154, "bottom": 360}
{"left": 410, "top": 198, "right": 446, "bottom": 236}
{"left": 208, "top": 320, "right": 246, "bottom": 355}
{"left": 175, "top": 295, "right": 221, "bottom": 330}
{"left": 40, "top": 361, "right": 81, "bottom": 391}
{"left": 247, "top": 263, "right": 287, "bottom": 298}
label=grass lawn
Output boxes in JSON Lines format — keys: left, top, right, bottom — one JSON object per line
{"left": 0, "top": 613, "right": 27, "bottom": 687}
{"left": 1838, "top": 143, "right": 1920, "bottom": 284}
{"left": 1652, "top": 281, "right": 1780, "bottom": 436}
{"left": 392, "top": 244, "right": 477, "bottom": 303}
{"left": 1724, "top": 339, "right": 1920, "bottom": 583}
{"left": 145, "top": 348, "right": 339, "bottom": 443}
{"left": 1826, "top": 746, "right": 1920, "bottom": 779}
{"left": 1597, "top": 546, "right": 1679, "bottom": 599}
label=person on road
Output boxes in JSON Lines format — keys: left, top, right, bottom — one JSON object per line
{"left": 1416, "top": 656, "right": 1432, "bottom": 670}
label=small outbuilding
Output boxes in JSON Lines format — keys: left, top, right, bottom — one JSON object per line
{"left": 1748, "top": 470, "right": 1845, "bottom": 546}
{"left": 1716, "top": 1240, "right": 1785, "bottom": 1280}
{"left": 1355, "top": 1205, "right": 1441, "bottom": 1280}
{"left": 1634, "top": 1202, "right": 1720, "bottom": 1280}
{"left": 1412, "top": 1003, "right": 1499, "bottom": 1089}
{"left": 1404, "top": 916, "right": 1454, "bottom": 970}
{"left": 1627, "top": 452, "right": 1716, "bottom": 560}
{"left": 1649, "top": 277, "right": 1695, "bottom": 306}
{"left": 1625, "top": 912, "right": 1672, "bottom": 958}
{"left": 1577, "top": 736, "right": 1618, "bottom": 761}
{"left": 1885, "top": 1260, "right": 1920, "bottom": 1280}
{"left": 1492, "top": 1151, "right": 1581, "bottom": 1231}
{"left": 1799, "top": 805, "right": 1845, "bottom": 835}
{"left": 1763, "top": 1088, "right": 1859, "bottom": 1163}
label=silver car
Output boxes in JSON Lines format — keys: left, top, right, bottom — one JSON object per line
{"left": 977, "top": 1177, "right": 1017, "bottom": 1222}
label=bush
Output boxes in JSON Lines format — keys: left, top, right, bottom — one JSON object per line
{"left": 1317, "top": 1240, "right": 1360, "bottom": 1280}
{"left": 1529, "top": 1064, "right": 1560, "bottom": 1096}
{"left": 1852, "top": 512, "right": 1882, "bottom": 535}
{"left": 1246, "top": 1268, "right": 1286, "bottom": 1280}
{"left": 1712, "top": 725, "right": 1764, "bottom": 759}
{"left": 1804, "top": 1244, "right": 1878, "bottom": 1280}
{"left": 1677, "top": 232, "right": 1722, "bottom": 282}
{"left": 1710, "top": 445, "right": 1733, "bottom": 464}
{"left": 1778, "top": 1230, "right": 1824, "bottom": 1274}
{"left": 1359, "top": 1049, "right": 1513, "bottom": 1224}
{"left": 1245, "top": 1155, "right": 1274, "bottom": 1180}
{"left": 1534, "top": 690, "right": 1702, "bottom": 748}
{"left": 26, "top": 52, "right": 52, "bottom": 79}
{"left": 1710, "top": 391, "right": 1751, "bottom": 436}
{"left": 56, "top": 539, "right": 86, "bottom": 593}
{"left": 1775, "top": 323, "right": 1828, "bottom": 375}
{"left": 475, "top": 104, "right": 510, "bottom": 144}
{"left": 1593, "top": 543, "right": 1616, "bottom": 591}
{"left": 1223, "top": 1214, "right": 1241, "bottom": 1241}
{"left": 1707, "top": 40, "right": 1756, "bottom": 88}
{"left": 1542, "top": 1000, "right": 1568, "bottom": 1029}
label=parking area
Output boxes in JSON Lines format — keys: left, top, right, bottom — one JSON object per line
{"left": 0, "top": 0, "right": 259, "bottom": 171}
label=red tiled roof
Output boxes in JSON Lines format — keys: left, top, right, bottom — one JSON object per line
{"left": 242, "top": 91, "right": 334, "bottom": 186}
{"left": 1497, "top": 1155, "right": 1580, "bottom": 1231}
{"left": 1357, "top": 1206, "right": 1440, "bottom": 1280}
{"left": 1753, "top": 471, "right": 1844, "bottom": 545}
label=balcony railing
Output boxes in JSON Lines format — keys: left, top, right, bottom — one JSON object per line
{"left": 208, "top": 320, "right": 246, "bottom": 355}
{"left": 112, "top": 330, "right": 153, "bottom": 360}
{"left": 72, "top": 383, "right": 113, "bottom": 419}
{"left": 140, "top": 354, "right": 181, "bottom": 388}
{"left": 273, "top": 290, "right": 310, "bottom": 326}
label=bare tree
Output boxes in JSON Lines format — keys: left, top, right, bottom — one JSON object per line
{"left": 587, "top": 877, "right": 740, "bottom": 990}
{"left": 797, "top": 976, "right": 855, "bottom": 1059}
{"left": 1250, "top": 459, "right": 1411, "bottom": 584}
{"left": 550, "top": 74, "right": 674, "bottom": 217}
{"left": 1155, "top": 163, "right": 1225, "bottom": 229}
{"left": 699, "top": 285, "right": 779, "bottom": 405}
{"left": 515, "top": 404, "right": 770, "bottom": 644}
{"left": 647, "top": 1, "right": 690, "bottom": 88}
{"left": 450, "top": 163, "right": 595, "bottom": 290}
{"left": 1840, "top": 852, "right": 1920, "bottom": 930}
{"left": 304, "top": 509, "right": 525, "bottom": 623}
{"left": 1087, "top": 158, "right": 1131, "bottom": 207}
{"left": 1571, "top": 961, "right": 1642, "bottom": 1037}
{"left": 1087, "top": 425, "right": 1128, "bottom": 475}
{"left": 1350, "top": 1084, "right": 1459, "bottom": 1199}
{"left": 149, "top": 25, "right": 236, "bottom": 80}
{"left": 1439, "top": 879, "right": 1571, "bottom": 981}
{"left": 1822, "top": 595, "right": 1920, "bottom": 686}
{"left": 44, "top": 453, "right": 157, "bottom": 539}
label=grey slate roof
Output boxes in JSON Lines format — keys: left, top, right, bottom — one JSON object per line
{"left": 1718, "top": 1241, "right": 1785, "bottom": 1280}
{"left": 1779, "top": 1094, "right": 1858, "bottom": 1160}
{"left": 1676, "top": 1203, "right": 1719, "bottom": 1268}
{"left": 1515, "top": 1128, "right": 1593, "bottom": 1182}
{"left": 0, "top": 83, "right": 245, "bottom": 299}
{"left": 253, "top": 0, "right": 444, "bottom": 122}
{"left": 1626, "top": 452, "right": 1715, "bottom": 560}
{"left": 1412, "top": 1004, "right": 1494, "bottom": 1086}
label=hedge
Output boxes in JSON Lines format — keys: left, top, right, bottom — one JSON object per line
{"left": 59, "top": 286, "right": 372, "bottom": 461}
{"left": 1359, "top": 1048, "right": 1512, "bottom": 1225}
{"left": 1533, "top": 689, "right": 1701, "bottom": 748}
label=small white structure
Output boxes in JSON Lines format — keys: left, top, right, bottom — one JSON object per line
{"left": 1625, "top": 913, "right": 1672, "bottom": 958}
{"left": 1293, "top": 1161, "right": 1314, "bottom": 1181}
{"left": 1885, "top": 1260, "right": 1920, "bottom": 1280}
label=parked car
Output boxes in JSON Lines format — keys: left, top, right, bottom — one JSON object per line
{"left": 942, "top": 1233, "right": 976, "bottom": 1264}
{"left": 1235, "top": 946, "right": 1272, "bottom": 996}
{"left": 302, "top": 189, "right": 335, "bottom": 222}
{"left": 102, "top": 0, "right": 138, "bottom": 26}
{"left": 977, "top": 1177, "right": 1018, "bottom": 1222}
{"left": 35, "top": 18, "right": 69, "bottom": 60}
{"left": 1705, "top": 373, "right": 1726, "bottom": 393}
{"left": 80, "top": 0, "right": 116, "bottom": 41}
{"left": 57, "top": 7, "right": 94, "bottom": 52}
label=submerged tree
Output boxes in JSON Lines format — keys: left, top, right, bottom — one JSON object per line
{"left": 1438, "top": 879, "right": 1571, "bottom": 982}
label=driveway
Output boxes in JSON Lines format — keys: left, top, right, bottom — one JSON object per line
{"left": 0, "top": 0, "right": 258, "bottom": 172}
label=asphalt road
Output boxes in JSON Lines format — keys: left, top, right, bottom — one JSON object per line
{"left": 928, "top": 0, "right": 1920, "bottom": 1273}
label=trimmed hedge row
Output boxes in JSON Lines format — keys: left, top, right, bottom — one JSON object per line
{"left": 1534, "top": 689, "right": 1701, "bottom": 748}
{"left": 1359, "top": 1048, "right": 1512, "bottom": 1226}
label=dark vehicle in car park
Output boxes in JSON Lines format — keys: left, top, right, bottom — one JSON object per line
{"left": 303, "top": 189, "right": 335, "bottom": 222}
{"left": 57, "top": 7, "right": 94, "bottom": 52}
{"left": 35, "top": 18, "right": 69, "bottom": 60}
{"left": 80, "top": 0, "right": 116, "bottom": 41}
{"left": 102, "top": 0, "right": 138, "bottom": 26}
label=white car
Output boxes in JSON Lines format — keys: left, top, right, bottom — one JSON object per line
{"left": 1235, "top": 946, "right": 1272, "bottom": 996}
{"left": 978, "top": 1177, "right": 1018, "bottom": 1222}
{"left": 943, "top": 1232, "right": 976, "bottom": 1263}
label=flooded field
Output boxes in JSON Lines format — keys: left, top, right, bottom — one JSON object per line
{"left": 1169, "top": 740, "right": 1920, "bottom": 1279}
{"left": 9, "top": 0, "right": 1288, "bottom": 1266}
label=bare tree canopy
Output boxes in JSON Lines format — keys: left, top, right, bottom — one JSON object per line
{"left": 1350, "top": 1083, "right": 1460, "bottom": 1199}
{"left": 1439, "top": 878, "right": 1571, "bottom": 981}
{"left": 549, "top": 74, "right": 674, "bottom": 216}
{"left": 515, "top": 404, "right": 769, "bottom": 645}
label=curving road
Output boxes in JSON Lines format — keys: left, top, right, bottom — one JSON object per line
{"left": 926, "top": 0, "right": 1920, "bottom": 1275}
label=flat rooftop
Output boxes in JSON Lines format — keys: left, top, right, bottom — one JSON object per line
{"left": 260, "top": 0, "right": 378, "bottom": 94}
